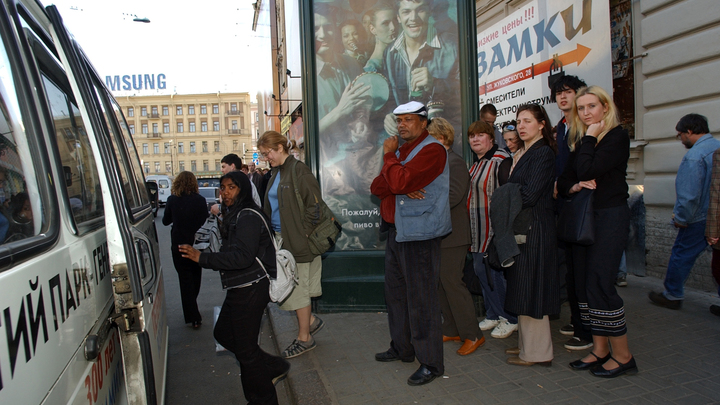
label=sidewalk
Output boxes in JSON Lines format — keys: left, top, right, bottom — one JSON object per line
{"left": 268, "top": 275, "right": 720, "bottom": 404}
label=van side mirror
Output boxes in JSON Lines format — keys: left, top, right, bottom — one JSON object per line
{"left": 146, "top": 181, "right": 159, "bottom": 210}
{"left": 63, "top": 166, "right": 72, "bottom": 187}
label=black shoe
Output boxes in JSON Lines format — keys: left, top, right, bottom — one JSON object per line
{"left": 648, "top": 291, "right": 682, "bottom": 310}
{"left": 590, "top": 356, "right": 638, "bottom": 378}
{"left": 569, "top": 351, "right": 611, "bottom": 370}
{"left": 375, "top": 350, "right": 414, "bottom": 363}
{"left": 710, "top": 305, "right": 720, "bottom": 317}
{"left": 271, "top": 359, "right": 291, "bottom": 386}
{"left": 192, "top": 321, "right": 202, "bottom": 329}
{"left": 407, "top": 365, "right": 440, "bottom": 386}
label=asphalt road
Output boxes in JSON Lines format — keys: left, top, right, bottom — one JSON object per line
{"left": 155, "top": 208, "right": 291, "bottom": 404}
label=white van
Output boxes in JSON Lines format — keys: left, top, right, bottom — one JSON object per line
{"left": 145, "top": 175, "right": 174, "bottom": 206}
{"left": 0, "top": 1, "right": 168, "bottom": 404}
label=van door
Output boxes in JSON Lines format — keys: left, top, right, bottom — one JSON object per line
{"left": 46, "top": 6, "right": 167, "bottom": 405}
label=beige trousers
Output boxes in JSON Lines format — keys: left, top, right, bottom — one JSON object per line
{"left": 518, "top": 315, "right": 553, "bottom": 362}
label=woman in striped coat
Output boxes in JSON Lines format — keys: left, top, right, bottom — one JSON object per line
{"left": 503, "top": 104, "right": 559, "bottom": 367}
{"left": 466, "top": 120, "right": 516, "bottom": 339}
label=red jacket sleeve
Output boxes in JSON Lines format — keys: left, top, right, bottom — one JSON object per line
{"left": 380, "top": 143, "right": 446, "bottom": 195}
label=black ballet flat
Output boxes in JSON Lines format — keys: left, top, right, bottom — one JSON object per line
{"left": 569, "top": 351, "right": 611, "bottom": 370}
{"left": 590, "top": 356, "right": 638, "bottom": 378}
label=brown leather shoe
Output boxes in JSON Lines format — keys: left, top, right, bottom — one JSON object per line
{"left": 457, "top": 337, "right": 485, "bottom": 355}
{"left": 505, "top": 347, "right": 520, "bottom": 355}
{"left": 507, "top": 356, "right": 552, "bottom": 367}
{"left": 443, "top": 335, "right": 461, "bottom": 342}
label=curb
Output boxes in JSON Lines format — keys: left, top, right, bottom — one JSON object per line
{"left": 267, "top": 303, "right": 333, "bottom": 405}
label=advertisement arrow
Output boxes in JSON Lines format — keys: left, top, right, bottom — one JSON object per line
{"left": 482, "top": 44, "right": 591, "bottom": 94}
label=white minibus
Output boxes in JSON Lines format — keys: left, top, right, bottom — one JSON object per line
{"left": 0, "top": 1, "right": 168, "bottom": 404}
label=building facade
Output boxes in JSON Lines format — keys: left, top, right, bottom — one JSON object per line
{"left": 117, "top": 93, "right": 253, "bottom": 178}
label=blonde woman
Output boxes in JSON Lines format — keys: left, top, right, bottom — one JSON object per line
{"left": 258, "top": 131, "right": 326, "bottom": 358}
{"left": 558, "top": 85, "right": 636, "bottom": 377}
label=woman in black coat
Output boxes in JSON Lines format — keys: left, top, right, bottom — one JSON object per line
{"left": 504, "top": 104, "right": 559, "bottom": 367}
{"left": 162, "top": 171, "right": 208, "bottom": 328}
{"left": 179, "top": 172, "right": 290, "bottom": 404}
{"left": 558, "top": 85, "right": 636, "bottom": 378}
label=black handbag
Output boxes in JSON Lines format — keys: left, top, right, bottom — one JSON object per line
{"left": 557, "top": 188, "right": 595, "bottom": 245}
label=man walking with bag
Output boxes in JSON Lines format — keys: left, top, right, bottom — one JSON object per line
{"left": 371, "top": 101, "right": 451, "bottom": 386}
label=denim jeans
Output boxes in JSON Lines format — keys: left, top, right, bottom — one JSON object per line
{"left": 664, "top": 220, "right": 709, "bottom": 299}
{"left": 472, "top": 252, "right": 517, "bottom": 324}
{"left": 617, "top": 251, "right": 627, "bottom": 278}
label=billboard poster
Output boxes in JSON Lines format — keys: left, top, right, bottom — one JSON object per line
{"left": 312, "top": 0, "right": 464, "bottom": 251}
{"left": 477, "top": 0, "right": 612, "bottom": 125}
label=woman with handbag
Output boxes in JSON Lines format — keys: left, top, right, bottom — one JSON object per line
{"left": 503, "top": 104, "right": 559, "bottom": 367}
{"left": 162, "top": 171, "right": 208, "bottom": 328}
{"left": 257, "top": 130, "right": 326, "bottom": 359}
{"left": 557, "top": 85, "right": 636, "bottom": 378}
{"left": 178, "top": 172, "right": 290, "bottom": 404}
{"left": 466, "top": 120, "right": 517, "bottom": 340}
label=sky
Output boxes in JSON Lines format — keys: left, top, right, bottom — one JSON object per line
{"left": 47, "top": 0, "right": 267, "bottom": 96}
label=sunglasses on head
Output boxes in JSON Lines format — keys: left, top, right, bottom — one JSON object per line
{"left": 503, "top": 124, "right": 516, "bottom": 132}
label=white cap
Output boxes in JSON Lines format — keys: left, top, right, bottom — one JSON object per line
{"left": 393, "top": 101, "right": 428, "bottom": 116}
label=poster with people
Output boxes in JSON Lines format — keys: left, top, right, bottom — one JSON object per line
{"left": 312, "top": 0, "right": 464, "bottom": 250}
{"left": 476, "top": 0, "right": 612, "bottom": 126}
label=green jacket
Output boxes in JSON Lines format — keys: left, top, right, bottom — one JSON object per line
{"left": 263, "top": 155, "right": 322, "bottom": 263}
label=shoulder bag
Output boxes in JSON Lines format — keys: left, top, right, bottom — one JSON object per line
{"left": 557, "top": 188, "right": 595, "bottom": 245}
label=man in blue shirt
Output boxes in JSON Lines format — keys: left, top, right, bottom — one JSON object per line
{"left": 650, "top": 114, "right": 720, "bottom": 309}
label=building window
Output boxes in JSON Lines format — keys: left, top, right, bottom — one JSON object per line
{"left": 144, "top": 162, "right": 149, "bottom": 173}
{"left": 202, "top": 141, "right": 208, "bottom": 153}
{"left": 163, "top": 123, "right": 170, "bottom": 133}
{"left": 201, "top": 121, "right": 207, "bottom": 132}
{"left": 179, "top": 161, "right": 185, "bottom": 171}
{"left": 190, "top": 142, "right": 196, "bottom": 153}
{"left": 162, "top": 106, "right": 169, "bottom": 116}
{"left": 231, "top": 103, "right": 237, "bottom": 112}
{"left": 153, "top": 143, "right": 159, "bottom": 154}
{"left": 152, "top": 123, "right": 158, "bottom": 134}
{"left": 200, "top": 105, "right": 207, "bottom": 114}
{"left": 151, "top": 106, "right": 158, "bottom": 115}
{"left": 212, "top": 104, "right": 219, "bottom": 114}
{"left": 164, "top": 142, "right": 170, "bottom": 154}
{"left": 176, "top": 106, "right": 183, "bottom": 115}
{"left": 188, "top": 105, "right": 195, "bottom": 115}
{"left": 232, "top": 120, "right": 237, "bottom": 130}
{"left": 191, "top": 160, "right": 196, "bottom": 171}
{"left": 154, "top": 162, "right": 160, "bottom": 173}
{"left": 177, "top": 122, "right": 184, "bottom": 133}
{"left": 141, "top": 107, "right": 147, "bottom": 116}
{"left": 178, "top": 142, "right": 184, "bottom": 153}
{"left": 213, "top": 121, "right": 219, "bottom": 131}
{"left": 214, "top": 141, "right": 220, "bottom": 152}
{"left": 215, "top": 159, "right": 221, "bottom": 171}
{"left": 128, "top": 107, "right": 134, "bottom": 117}
{"left": 129, "top": 124, "right": 135, "bottom": 135}
{"left": 189, "top": 122, "right": 195, "bottom": 132}
{"left": 255, "top": 112, "right": 258, "bottom": 122}
{"left": 142, "top": 123, "right": 148, "bottom": 134}
{"left": 233, "top": 140, "right": 238, "bottom": 150}
{"left": 203, "top": 160, "right": 209, "bottom": 171}
{"left": 165, "top": 161, "right": 172, "bottom": 173}
{"left": 142, "top": 143, "right": 148, "bottom": 154}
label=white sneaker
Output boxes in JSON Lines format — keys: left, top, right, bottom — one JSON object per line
{"left": 478, "top": 318, "right": 500, "bottom": 331}
{"left": 491, "top": 319, "right": 518, "bottom": 339}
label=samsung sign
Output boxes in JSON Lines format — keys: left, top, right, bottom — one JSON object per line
{"left": 105, "top": 74, "right": 167, "bottom": 91}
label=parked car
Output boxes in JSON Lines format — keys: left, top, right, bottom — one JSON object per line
{"left": 197, "top": 177, "right": 220, "bottom": 188}
{"left": 198, "top": 186, "right": 220, "bottom": 212}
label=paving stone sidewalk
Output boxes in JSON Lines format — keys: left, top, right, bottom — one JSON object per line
{"left": 268, "top": 275, "right": 720, "bottom": 404}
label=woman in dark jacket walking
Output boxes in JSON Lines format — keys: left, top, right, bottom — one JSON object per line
{"left": 162, "top": 171, "right": 208, "bottom": 328}
{"left": 558, "top": 85, "right": 636, "bottom": 378}
{"left": 179, "top": 172, "right": 290, "bottom": 404}
{"left": 504, "top": 104, "right": 559, "bottom": 367}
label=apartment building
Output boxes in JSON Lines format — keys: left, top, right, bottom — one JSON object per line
{"left": 117, "top": 92, "right": 253, "bottom": 177}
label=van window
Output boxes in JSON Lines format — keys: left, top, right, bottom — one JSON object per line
{"left": 158, "top": 179, "right": 170, "bottom": 189}
{"left": 0, "top": 38, "right": 48, "bottom": 244}
{"left": 42, "top": 74, "right": 104, "bottom": 224}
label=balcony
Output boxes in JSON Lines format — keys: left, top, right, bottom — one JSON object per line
{"left": 226, "top": 110, "right": 243, "bottom": 116}
{"left": 148, "top": 113, "right": 160, "bottom": 119}
{"left": 227, "top": 129, "right": 249, "bottom": 135}
{"left": 147, "top": 132, "right": 162, "bottom": 138}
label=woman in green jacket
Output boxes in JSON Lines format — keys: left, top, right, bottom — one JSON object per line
{"left": 258, "top": 130, "right": 326, "bottom": 359}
